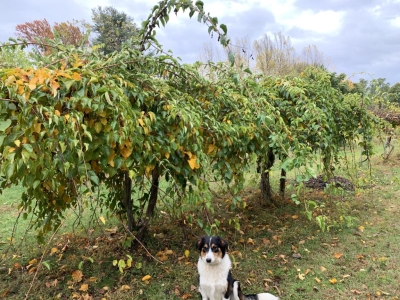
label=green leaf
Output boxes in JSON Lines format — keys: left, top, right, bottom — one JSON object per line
{"left": 233, "top": 73, "right": 239, "bottom": 86}
{"left": 0, "top": 134, "right": 5, "bottom": 147}
{"left": 228, "top": 51, "right": 235, "bottom": 66}
{"left": 22, "top": 144, "right": 33, "bottom": 153}
{"left": 220, "top": 24, "right": 227, "bottom": 35}
{"left": 244, "top": 67, "right": 252, "bottom": 74}
{"left": 197, "top": 12, "right": 204, "bottom": 23}
{"left": 42, "top": 261, "right": 51, "bottom": 270}
{"left": 0, "top": 119, "right": 11, "bottom": 132}
{"left": 195, "top": 0, "right": 204, "bottom": 10}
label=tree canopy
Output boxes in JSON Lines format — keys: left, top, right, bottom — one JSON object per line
{"left": 15, "top": 19, "right": 88, "bottom": 55}
{"left": 0, "top": 0, "right": 379, "bottom": 241}
{"left": 91, "top": 6, "right": 139, "bottom": 54}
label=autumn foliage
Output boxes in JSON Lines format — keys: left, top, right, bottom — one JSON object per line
{"left": 1, "top": 0, "right": 378, "bottom": 240}
{"left": 15, "top": 19, "right": 88, "bottom": 54}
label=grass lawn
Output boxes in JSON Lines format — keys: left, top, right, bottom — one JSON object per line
{"left": 1, "top": 145, "right": 400, "bottom": 299}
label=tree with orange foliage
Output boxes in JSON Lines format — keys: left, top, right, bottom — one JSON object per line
{"left": 15, "top": 19, "right": 88, "bottom": 54}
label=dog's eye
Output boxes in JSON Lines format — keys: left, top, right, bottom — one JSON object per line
{"left": 212, "top": 247, "right": 219, "bottom": 253}
{"left": 202, "top": 247, "right": 207, "bottom": 253}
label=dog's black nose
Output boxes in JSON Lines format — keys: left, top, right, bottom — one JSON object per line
{"left": 206, "top": 258, "right": 211, "bottom": 263}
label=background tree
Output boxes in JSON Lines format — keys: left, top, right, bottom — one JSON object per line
{"left": 389, "top": 82, "right": 400, "bottom": 104}
{"left": 253, "top": 32, "right": 297, "bottom": 76}
{"left": 91, "top": 6, "right": 139, "bottom": 54}
{"left": 0, "top": 44, "right": 32, "bottom": 68}
{"left": 15, "top": 19, "right": 88, "bottom": 55}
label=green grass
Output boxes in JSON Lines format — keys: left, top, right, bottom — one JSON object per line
{"left": 1, "top": 145, "right": 400, "bottom": 299}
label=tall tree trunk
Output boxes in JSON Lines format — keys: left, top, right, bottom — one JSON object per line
{"left": 258, "top": 148, "right": 275, "bottom": 204}
{"left": 280, "top": 168, "right": 286, "bottom": 200}
{"left": 136, "top": 163, "right": 160, "bottom": 240}
{"left": 124, "top": 171, "right": 134, "bottom": 232}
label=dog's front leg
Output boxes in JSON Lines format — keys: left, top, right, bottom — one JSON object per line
{"left": 198, "top": 287, "right": 208, "bottom": 300}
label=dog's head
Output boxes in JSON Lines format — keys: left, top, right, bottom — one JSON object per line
{"left": 196, "top": 236, "right": 229, "bottom": 264}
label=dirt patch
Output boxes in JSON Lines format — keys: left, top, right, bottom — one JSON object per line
{"left": 304, "top": 175, "right": 355, "bottom": 191}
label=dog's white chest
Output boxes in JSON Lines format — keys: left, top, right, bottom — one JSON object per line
{"left": 198, "top": 256, "right": 231, "bottom": 300}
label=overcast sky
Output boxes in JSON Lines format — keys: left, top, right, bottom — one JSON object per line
{"left": 1, "top": 0, "right": 400, "bottom": 85}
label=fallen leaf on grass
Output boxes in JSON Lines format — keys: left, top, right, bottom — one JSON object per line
{"left": 292, "top": 253, "right": 302, "bottom": 259}
{"left": 184, "top": 250, "right": 190, "bottom": 258}
{"left": 79, "top": 284, "right": 89, "bottom": 292}
{"left": 351, "top": 289, "right": 362, "bottom": 295}
{"left": 45, "top": 279, "right": 58, "bottom": 288}
{"left": 181, "top": 293, "right": 192, "bottom": 299}
{"left": 120, "top": 285, "right": 130, "bottom": 291}
{"left": 141, "top": 275, "right": 152, "bottom": 282}
{"left": 13, "top": 262, "right": 22, "bottom": 269}
{"left": 329, "top": 278, "right": 337, "bottom": 284}
{"left": 50, "top": 247, "right": 58, "bottom": 255}
{"left": 247, "top": 238, "right": 255, "bottom": 245}
{"left": 72, "top": 270, "right": 83, "bottom": 282}
{"left": 320, "top": 266, "right": 327, "bottom": 272}
{"left": 314, "top": 277, "right": 321, "bottom": 283}
{"left": 333, "top": 252, "right": 343, "bottom": 259}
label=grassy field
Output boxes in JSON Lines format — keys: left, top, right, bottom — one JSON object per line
{"left": 1, "top": 144, "right": 400, "bottom": 299}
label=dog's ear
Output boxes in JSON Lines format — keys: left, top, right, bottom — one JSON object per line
{"left": 219, "top": 237, "right": 229, "bottom": 249}
{"left": 196, "top": 237, "right": 204, "bottom": 250}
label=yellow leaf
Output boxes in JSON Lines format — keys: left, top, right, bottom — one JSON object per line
{"left": 79, "top": 284, "right": 88, "bottom": 291}
{"left": 14, "top": 140, "right": 21, "bottom": 147}
{"left": 207, "top": 144, "right": 216, "bottom": 154}
{"left": 120, "top": 139, "right": 133, "bottom": 159}
{"left": 120, "top": 285, "right": 130, "bottom": 291}
{"left": 50, "top": 247, "right": 58, "bottom": 255}
{"left": 94, "top": 122, "right": 102, "bottom": 133}
{"left": 320, "top": 266, "right": 327, "bottom": 272}
{"left": 138, "top": 118, "right": 145, "bottom": 127}
{"left": 108, "top": 150, "right": 116, "bottom": 167}
{"left": 8, "top": 147, "right": 16, "bottom": 153}
{"left": 99, "top": 111, "right": 107, "bottom": 117}
{"left": 55, "top": 110, "right": 61, "bottom": 117}
{"left": 188, "top": 155, "right": 199, "bottom": 170}
{"left": 333, "top": 252, "right": 343, "bottom": 259}
{"left": 32, "top": 123, "right": 42, "bottom": 133}
{"left": 165, "top": 152, "right": 170, "bottom": 159}
{"left": 50, "top": 80, "right": 60, "bottom": 96}
{"left": 29, "top": 258, "right": 38, "bottom": 265}
{"left": 28, "top": 77, "right": 37, "bottom": 90}
{"left": 159, "top": 254, "right": 168, "bottom": 261}
{"left": 100, "top": 216, "right": 106, "bottom": 224}
{"left": 292, "top": 215, "right": 299, "bottom": 219}
{"left": 71, "top": 270, "right": 83, "bottom": 282}
{"left": 358, "top": 225, "right": 364, "bottom": 232}
{"left": 72, "top": 72, "right": 81, "bottom": 81}
{"left": 184, "top": 250, "right": 190, "bottom": 258}
{"left": 314, "top": 277, "right": 321, "bottom": 283}
{"left": 100, "top": 118, "right": 107, "bottom": 125}
{"left": 298, "top": 273, "right": 305, "bottom": 280}
{"left": 329, "top": 278, "right": 337, "bottom": 284}
{"left": 141, "top": 275, "right": 151, "bottom": 281}
{"left": 246, "top": 238, "right": 255, "bottom": 245}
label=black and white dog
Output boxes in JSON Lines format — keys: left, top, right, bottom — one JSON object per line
{"left": 196, "top": 236, "right": 279, "bottom": 300}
